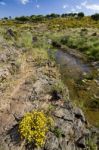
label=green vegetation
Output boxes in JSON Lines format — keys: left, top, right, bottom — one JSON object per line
{"left": 86, "top": 137, "right": 97, "bottom": 150}
{"left": 91, "top": 13, "right": 99, "bottom": 21}
{"left": 53, "top": 30, "right": 99, "bottom": 61}
{"left": 86, "top": 98, "right": 99, "bottom": 110}
{"left": 52, "top": 127, "right": 64, "bottom": 138}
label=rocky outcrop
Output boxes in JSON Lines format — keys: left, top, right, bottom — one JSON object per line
{"left": 1, "top": 97, "right": 98, "bottom": 150}
{"left": 0, "top": 68, "right": 98, "bottom": 150}
{"left": 0, "top": 42, "right": 98, "bottom": 150}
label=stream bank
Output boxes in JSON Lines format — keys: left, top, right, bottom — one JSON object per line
{"left": 53, "top": 49, "right": 99, "bottom": 127}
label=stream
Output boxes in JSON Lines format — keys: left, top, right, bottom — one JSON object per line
{"left": 54, "top": 49, "right": 99, "bottom": 127}
{"left": 55, "top": 50, "right": 91, "bottom": 79}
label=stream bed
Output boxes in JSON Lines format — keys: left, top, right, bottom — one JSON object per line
{"left": 55, "top": 49, "right": 99, "bottom": 127}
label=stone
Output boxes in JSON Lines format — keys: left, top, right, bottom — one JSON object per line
{"left": 6, "top": 29, "right": 14, "bottom": 37}
{"left": 76, "top": 137, "right": 86, "bottom": 149}
{"left": 51, "top": 90, "right": 62, "bottom": 101}
{"left": 0, "top": 112, "right": 17, "bottom": 134}
{"left": 44, "top": 132, "right": 59, "bottom": 150}
{"left": 32, "top": 36, "right": 38, "bottom": 43}
{"left": 0, "top": 53, "right": 7, "bottom": 62}
{"left": 0, "top": 68, "right": 10, "bottom": 80}
{"left": 52, "top": 41, "right": 61, "bottom": 48}
{"left": 74, "top": 107, "right": 85, "bottom": 122}
{"left": 92, "top": 32, "right": 97, "bottom": 36}
{"left": 54, "top": 107, "right": 74, "bottom": 122}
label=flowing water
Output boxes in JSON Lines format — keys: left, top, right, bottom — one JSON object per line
{"left": 55, "top": 49, "right": 99, "bottom": 127}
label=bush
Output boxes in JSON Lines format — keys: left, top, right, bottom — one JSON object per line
{"left": 15, "top": 16, "right": 29, "bottom": 22}
{"left": 91, "top": 13, "right": 99, "bottom": 21}
{"left": 78, "top": 12, "right": 84, "bottom": 18}
{"left": 19, "top": 111, "right": 53, "bottom": 147}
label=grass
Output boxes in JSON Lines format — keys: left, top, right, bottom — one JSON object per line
{"left": 1, "top": 19, "right": 99, "bottom": 61}
{"left": 52, "top": 127, "right": 64, "bottom": 138}
{"left": 86, "top": 98, "right": 99, "bottom": 110}
{"left": 55, "top": 30, "right": 99, "bottom": 61}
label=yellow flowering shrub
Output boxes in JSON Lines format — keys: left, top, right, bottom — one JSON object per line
{"left": 19, "top": 111, "right": 53, "bottom": 147}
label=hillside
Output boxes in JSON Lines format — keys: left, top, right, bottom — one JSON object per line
{"left": 0, "top": 17, "right": 99, "bottom": 150}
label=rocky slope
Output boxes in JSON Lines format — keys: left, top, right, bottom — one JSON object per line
{"left": 0, "top": 28, "right": 98, "bottom": 150}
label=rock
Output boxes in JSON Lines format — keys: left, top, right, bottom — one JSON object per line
{"left": 6, "top": 29, "right": 15, "bottom": 37}
{"left": 59, "top": 138, "right": 75, "bottom": 150}
{"left": 92, "top": 61, "right": 99, "bottom": 68}
{"left": 73, "top": 119, "right": 85, "bottom": 141}
{"left": 0, "top": 53, "right": 7, "bottom": 62}
{"left": 0, "top": 112, "right": 17, "bottom": 134}
{"left": 0, "top": 67, "right": 10, "bottom": 80}
{"left": 32, "top": 36, "right": 38, "bottom": 43}
{"left": 92, "top": 32, "right": 97, "bottom": 36}
{"left": 64, "top": 101, "right": 73, "bottom": 111}
{"left": 52, "top": 41, "right": 61, "bottom": 48}
{"left": 74, "top": 107, "right": 85, "bottom": 122}
{"left": 44, "top": 132, "right": 59, "bottom": 150}
{"left": 47, "top": 39, "right": 52, "bottom": 45}
{"left": 76, "top": 137, "right": 86, "bottom": 149}
{"left": 10, "top": 100, "right": 34, "bottom": 120}
{"left": 83, "top": 129, "right": 90, "bottom": 137}
{"left": 51, "top": 90, "right": 62, "bottom": 101}
{"left": 94, "top": 79, "right": 99, "bottom": 86}
{"left": 54, "top": 106, "right": 74, "bottom": 122}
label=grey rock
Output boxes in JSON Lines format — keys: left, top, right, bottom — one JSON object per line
{"left": 44, "top": 132, "right": 59, "bottom": 150}
{"left": 0, "top": 53, "right": 7, "bottom": 62}
{"left": 76, "top": 137, "right": 86, "bottom": 149}
{"left": 74, "top": 107, "right": 85, "bottom": 122}
{"left": 0, "top": 67, "right": 10, "bottom": 80}
{"left": 54, "top": 107, "right": 74, "bottom": 122}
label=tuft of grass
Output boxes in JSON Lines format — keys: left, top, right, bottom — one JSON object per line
{"left": 52, "top": 127, "right": 64, "bottom": 138}
{"left": 17, "top": 31, "right": 33, "bottom": 48}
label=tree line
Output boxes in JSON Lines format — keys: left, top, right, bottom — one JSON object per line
{"left": 1, "top": 13, "right": 99, "bottom": 22}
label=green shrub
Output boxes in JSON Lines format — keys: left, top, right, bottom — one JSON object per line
{"left": 18, "top": 31, "right": 32, "bottom": 48}
{"left": 53, "top": 127, "right": 63, "bottom": 138}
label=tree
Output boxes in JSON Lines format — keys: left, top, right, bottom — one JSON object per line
{"left": 46, "top": 13, "right": 60, "bottom": 19}
{"left": 61, "top": 14, "right": 67, "bottom": 17}
{"left": 78, "top": 12, "right": 84, "bottom": 18}
{"left": 91, "top": 13, "right": 99, "bottom": 21}
{"left": 3, "top": 17, "right": 8, "bottom": 20}
{"left": 15, "top": 16, "right": 29, "bottom": 21}
{"left": 30, "top": 15, "right": 44, "bottom": 22}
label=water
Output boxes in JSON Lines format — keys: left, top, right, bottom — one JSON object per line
{"left": 55, "top": 50, "right": 91, "bottom": 79}
{"left": 54, "top": 49, "right": 99, "bottom": 127}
